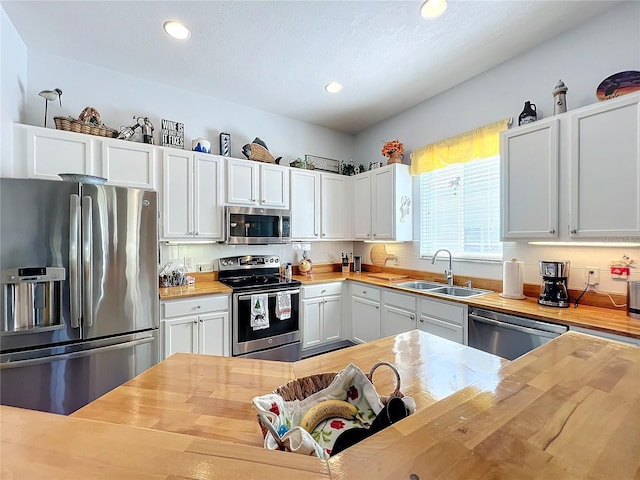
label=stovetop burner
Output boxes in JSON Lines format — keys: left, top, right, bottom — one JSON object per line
{"left": 218, "top": 255, "right": 301, "bottom": 292}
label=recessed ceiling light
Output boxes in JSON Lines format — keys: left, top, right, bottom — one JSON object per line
{"left": 420, "top": 0, "right": 447, "bottom": 19}
{"left": 163, "top": 21, "right": 191, "bottom": 40}
{"left": 325, "top": 82, "right": 343, "bottom": 93}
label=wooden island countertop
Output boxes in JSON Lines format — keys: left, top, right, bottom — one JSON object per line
{"left": 2, "top": 330, "right": 640, "bottom": 479}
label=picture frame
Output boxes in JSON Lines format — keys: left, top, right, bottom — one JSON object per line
{"left": 304, "top": 154, "right": 340, "bottom": 173}
{"left": 220, "top": 132, "right": 231, "bottom": 157}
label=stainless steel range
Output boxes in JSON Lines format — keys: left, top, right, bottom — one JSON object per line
{"left": 218, "top": 255, "right": 302, "bottom": 361}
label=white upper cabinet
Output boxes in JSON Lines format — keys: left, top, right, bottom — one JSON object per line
{"left": 352, "top": 164, "right": 412, "bottom": 241}
{"left": 12, "top": 124, "right": 157, "bottom": 190}
{"left": 225, "top": 157, "right": 289, "bottom": 208}
{"left": 100, "top": 139, "right": 157, "bottom": 189}
{"left": 501, "top": 118, "right": 559, "bottom": 239}
{"left": 290, "top": 169, "right": 348, "bottom": 240}
{"left": 161, "top": 150, "right": 224, "bottom": 241}
{"left": 569, "top": 93, "right": 640, "bottom": 238}
{"left": 290, "top": 169, "right": 320, "bottom": 239}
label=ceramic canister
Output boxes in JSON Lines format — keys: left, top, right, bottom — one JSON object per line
{"left": 192, "top": 137, "right": 211, "bottom": 154}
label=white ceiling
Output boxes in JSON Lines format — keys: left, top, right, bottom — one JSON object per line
{"left": 3, "top": 0, "right": 620, "bottom": 134}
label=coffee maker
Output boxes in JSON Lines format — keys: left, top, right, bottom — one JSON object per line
{"left": 538, "top": 261, "right": 570, "bottom": 307}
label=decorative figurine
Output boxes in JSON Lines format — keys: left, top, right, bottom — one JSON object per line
{"left": 552, "top": 79, "right": 568, "bottom": 115}
{"left": 38, "top": 88, "right": 62, "bottom": 127}
{"left": 518, "top": 101, "right": 537, "bottom": 125}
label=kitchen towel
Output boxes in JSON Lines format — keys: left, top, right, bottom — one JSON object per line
{"left": 500, "top": 258, "right": 526, "bottom": 300}
{"left": 276, "top": 292, "right": 291, "bottom": 320}
{"left": 250, "top": 294, "right": 269, "bottom": 330}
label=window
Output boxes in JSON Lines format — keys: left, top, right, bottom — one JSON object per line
{"left": 420, "top": 156, "right": 502, "bottom": 260}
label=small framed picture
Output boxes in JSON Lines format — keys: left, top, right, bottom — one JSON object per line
{"left": 220, "top": 132, "right": 231, "bottom": 157}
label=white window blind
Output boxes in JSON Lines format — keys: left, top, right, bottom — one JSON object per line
{"left": 420, "top": 156, "right": 502, "bottom": 260}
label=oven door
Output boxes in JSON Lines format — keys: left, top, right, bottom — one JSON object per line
{"left": 225, "top": 206, "right": 288, "bottom": 244}
{"left": 232, "top": 288, "right": 300, "bottom": 356}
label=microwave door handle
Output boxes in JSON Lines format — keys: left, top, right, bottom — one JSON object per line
{"left": 82, "top": 195, "right": 93, "bottom": 327}
{"left": 69, "top": 194, "right": 81, "bottom": 329}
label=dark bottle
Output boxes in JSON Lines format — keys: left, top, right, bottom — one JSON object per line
{"left": 518, "top": 101, "right": 537, "bottom": 126}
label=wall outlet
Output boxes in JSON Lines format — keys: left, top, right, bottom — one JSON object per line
{"left": 197, "top": 263, "right": 214, "bottom": 272}
{"left": 184, "top": 257, "right": 194, "bottom": 270}
{"left": 584, "top": 267, "right": 600, "bottom": 286}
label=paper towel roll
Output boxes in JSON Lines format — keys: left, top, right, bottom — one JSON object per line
{"left": 499, "top": 258, "right": 526, "bottom": 300}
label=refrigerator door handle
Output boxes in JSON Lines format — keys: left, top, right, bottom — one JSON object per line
{"left": 0, "top": 336, "right": 155, "bottom": 369}
{"left": 69, "top": 194, "right": 81, "bottom": 328}
{"left": 82, "top": 195, "right": 94, "bottom": 327}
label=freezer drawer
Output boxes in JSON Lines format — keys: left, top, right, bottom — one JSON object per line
{"left": 0, "top": 331, "right": 158, "bottom": 414}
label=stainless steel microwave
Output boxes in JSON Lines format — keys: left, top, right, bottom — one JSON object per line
{"left": 225, "top": 206, "right": 291, "bottom": 244}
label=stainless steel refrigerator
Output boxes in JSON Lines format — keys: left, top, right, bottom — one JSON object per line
{"left": 0, "top": 177, "right": 159, "bottom": 414}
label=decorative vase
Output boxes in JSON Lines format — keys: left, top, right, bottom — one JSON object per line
{"left": 387, "top": 153, "right": 404, "bottom": 165}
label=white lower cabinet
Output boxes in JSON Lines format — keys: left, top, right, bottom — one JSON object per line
{"left": 381, "top": 290, "right": 417, "bottom": 337}
{"left": 417, "top": 296, "right": 467, "bottom": 344}
{"left": 161, "top": 295, "right": 230, "bottom": 358}
{"left": 351, "top": 283, "right": 381, "bottom": 343}
{"left": 301, "top": 282, "right": 343, "bottom": 349}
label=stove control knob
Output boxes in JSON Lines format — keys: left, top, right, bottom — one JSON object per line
{"left": 221, "top": 260, "right": 227, "bottom": 266}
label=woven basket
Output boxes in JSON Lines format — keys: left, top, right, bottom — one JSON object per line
{"left": 257, "top": 361, "right": 403, "bottom": 440}
{"left": 245, "top": 143, "right": 276, "bottom": 163}
{"left": 54, "top": 116, "right": 118, "bottom": 138}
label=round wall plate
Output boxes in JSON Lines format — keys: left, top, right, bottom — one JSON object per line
{"left": 596, "top": 70, "right": 640, "bottom": 100}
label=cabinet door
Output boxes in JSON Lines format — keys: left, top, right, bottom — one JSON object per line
{"left": 570, "top": 95, "right": 640, "bottom": 238}
{"left": 322, "top": 295, "right": 342, "bottom": 343}
{"left": 260, "top": 164, "right": 289, "bottom": 208}
{"left": 381, "top": 305, "right": 416, "bottom": 337}
{"left": 352, "top": 174, "right": 372, "bottom": 239}
{"left": 199, "top": 311, "right": 229, "bottom": 356}
{"left": 501, "top": 119, "right": 559, "bottom": 239}
{"left": 163, "top": 316, "right": 198, "bottom": 358}
{"left": 290, "top": 169, "right": 320, "bottom": 239}
{"left": 352, "top": 297, "right": 380, "bottom": 343}
{"left": 371, "top": 168, "right": 394, "bottom": 240}
{"left": 161, "top": 150, "right": 193, "bottom": 239}
{"left": 194, "top": 154, "right": 223, "bottom": 239}
{"left": 25, "top": 126, "right": 94, "bottom": 180}
{"left": 101, "top": 141, "right": 157, "bottom": 189}
{"left": 302, "top": 298, "right": 323, "bottom": 349}
{"left": 418, "top": 315, "right": 463, "bottom": 344}
{"left": 226, "top": 158, "right": 258, "bottom": 205}
{"left": 320, "top": 175, "right": 346, "bottom": 239}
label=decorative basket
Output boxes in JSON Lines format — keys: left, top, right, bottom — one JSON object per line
{"left": 54, "top": 116, "right": 118, "bottom": 138}
{"left": 254, "top": 362, "right": 407, "bottom": 458}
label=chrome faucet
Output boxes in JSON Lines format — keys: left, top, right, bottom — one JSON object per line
{"left": 431, "top": 249, "right": 454, "bottom": 286}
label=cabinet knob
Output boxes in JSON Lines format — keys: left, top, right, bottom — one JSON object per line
{"left": 410, "top": 315, "right": 415, "bottom": 320}
{"left": 321, "top": 289, "right": 326, "bottom": 294}
{"left": 188, "top": 231, "right": 194, "bottom": 235}
{"left": 199, "top": 319, "right": 203, "bottom": 323}
{"left": 570, "top": 229, "right": 577, "bottom": 234}
{"left": 419, "top": 318, "right": 424, "bottom": 323}
{"left": 322, "top": 233, "right": 326, "bottom": 237}
{"left": 373, "top": 233, "right": 377, "bottom": 237}
{"left": 193, "top": 320, "right": 197, "bottom": 324}
{"left": 195, "top": 305, "right": 201, "bottom": 309}
{"left": 195, "top": 232, "right": 199, "bottom": 236}
{"left": 375, "top": 305, "right": 379, "bottom": 309}
{"left": 549, "top": 229, "right": 555, "bottom": 234}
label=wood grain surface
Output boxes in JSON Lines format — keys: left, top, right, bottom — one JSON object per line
{"left": 4, "top": 331, "right": 639, "bottom": 479}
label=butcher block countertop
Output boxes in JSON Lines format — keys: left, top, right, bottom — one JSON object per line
{"left": 159, "top": 270, "right": 640, "bottom": 339}
{"left": 2, "top": 330, "right": 639, "bottom": 479}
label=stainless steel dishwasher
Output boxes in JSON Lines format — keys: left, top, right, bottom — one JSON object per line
{"left": 468, "top": 308, "right": 568, "bottom": 360}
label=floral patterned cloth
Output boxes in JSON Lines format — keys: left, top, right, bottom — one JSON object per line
{"left": 252, "top": 363, "right": 387, "bottom": 459}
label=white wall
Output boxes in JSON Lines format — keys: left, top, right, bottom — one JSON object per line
{"left": 0, "top": 6, "right": 27, "bottom": 177}
{"left": 353, "top": 2, "right": 640, "bottom": 295}
{"left": 19, "top": 51, "right": 354, "bottom": 165}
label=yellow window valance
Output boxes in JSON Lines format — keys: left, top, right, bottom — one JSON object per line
{"left": 410, "top": 118, "right": 511, "bottom": 176}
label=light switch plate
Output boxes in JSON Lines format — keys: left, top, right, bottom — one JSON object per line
{"left": 584, "top": 267, "right": 600, "bottom": 285}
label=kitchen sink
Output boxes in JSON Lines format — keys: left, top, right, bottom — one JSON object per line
{"left": 396, "top": 281, "right": 492, "bottom": 298}
{"left": 427, "top": 286, "right": 492, "bottom": 298}
{"left": 396, "top": 281, "right": 447, "bottom": 290}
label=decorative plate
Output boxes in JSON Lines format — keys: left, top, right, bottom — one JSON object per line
{"left": 596, "top": 70, "right": 640, "bottom": 100}
{"left": 58, "top": 173, "right": 107, "bottom": 185}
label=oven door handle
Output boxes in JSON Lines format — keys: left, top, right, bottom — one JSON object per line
{"left": 237, "top": 289, "right": 300, "bottom": 302}
{"left": 468, "top": 314, "right": 560, "bottom": 339}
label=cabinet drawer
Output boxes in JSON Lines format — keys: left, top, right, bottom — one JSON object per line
{"left": 419, "top": 298, "right": 464, "bottom": 325}
{"left": 383, "top": 290, "right": 416, "bottom": 311}
{"left": 418, "top": 315, "right": 463, "bottom": 344}
{"left": 162, "top": 295, "right": 229, "bottom": 319}
{"left": 302, "top": 282, "right": 343, "bottom": 299}
{"left": 351, "top": 283, "right": 381, "bottom": 302}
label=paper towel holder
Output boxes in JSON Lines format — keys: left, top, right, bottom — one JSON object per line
{"left": 499, "top": 258, "right": 526, "bottom": 300}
